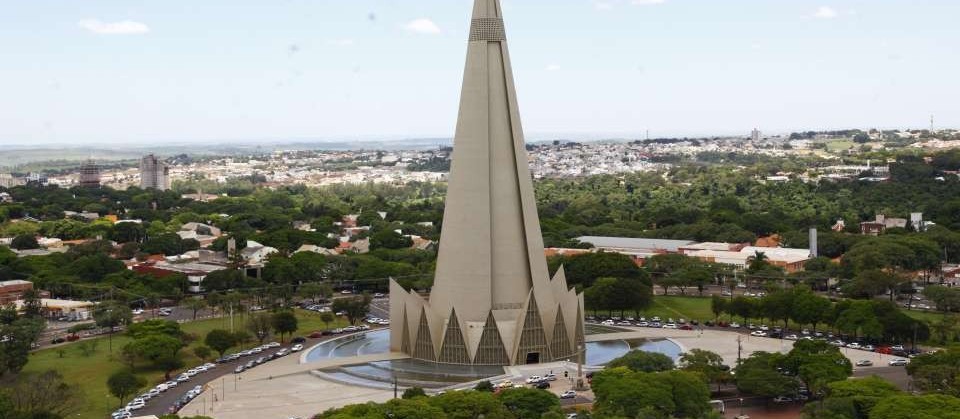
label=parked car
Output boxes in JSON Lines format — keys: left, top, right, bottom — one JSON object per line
{"left": 750, "top": 330, "right": 767, "bottom": 337}
{"left": 889, "top": 358, "right": 909, "bottom": 366}
{"left": 772, "top": 396, "right": 793, "bottom": 403}
{"left": 533, "top": 381, "right": 550, "bottom": 389}
{"left": 291, "top": 344, "right": 304, "bottom": 352}
{"left": 855, "top": 360, "right": 873, "bottom": 367}
{"left": 560, "top": 390, "right": 576, "bottom": 399}
{"left": 291, "top": 336, "right": 306, "bottom": 344}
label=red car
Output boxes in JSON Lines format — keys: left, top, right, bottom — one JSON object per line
{"left": 308, "top": 331, "right": 324, "bottom": 339}
{"left": 679, "top": 324, "right": 694, "bottom": 331}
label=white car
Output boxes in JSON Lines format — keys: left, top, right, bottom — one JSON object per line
{"left": 662, "top": 323, "right": 678, "bottom": 329}
{"left": 729, "top": 322, "right": 741, "bottom": 328}
{"left": 291, "top": 344, "right": 304, "bottom": 352}
{"left": 126, "top": 401, "right": 145, "bottom": 411}
{"left": 525, "top": 375, "right": 542, "bottom": 384}
{"left": 889, "top": 358, "right": 909, "bottom": 366}
{"left": 750, "top": 330, "right": 767, "bottom": 337}
{"left": 560, "top": 390, "right": 576, "bottom": 399}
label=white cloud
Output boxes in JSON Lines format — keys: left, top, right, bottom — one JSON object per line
{"left": 813, "top": 6, "right": 839, "bottom": 19}
{"left": 595, "top": 2, "right": 614, "bottom": 11}
{"left": 546, "top": 64, "right": 562, "bottom": 72}
{"left": 327, "top": 39, "right": 355, "bottom": 47}
{"left": 632, "top": 0, "right": 665, "bottom": 5}
{"left": 78, "top": 19, "right": 150, "bottom": 35}
{"left": 403, "top": 18, "right": 441, "bottom": 35}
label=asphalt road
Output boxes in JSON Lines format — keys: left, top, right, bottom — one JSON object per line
{"left": 137, "top": 334, "right": 330, "bottom": 417}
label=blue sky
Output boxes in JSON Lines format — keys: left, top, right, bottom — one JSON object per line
{"left": 1, "top": 0, "right": 958, "bottom": 145}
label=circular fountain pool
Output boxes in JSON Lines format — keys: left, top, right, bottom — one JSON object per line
{"left": 305, "top": 329, "right": 681, "bottom": 366}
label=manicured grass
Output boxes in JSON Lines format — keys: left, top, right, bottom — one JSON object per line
{"left": 21, "top": 309, "right": 349, "bottom": 419}
{"left": 589, "top": 295, "right": 717, "bottom": 322}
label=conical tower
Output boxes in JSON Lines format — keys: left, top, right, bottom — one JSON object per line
{"left": 389, "top": 0, "right": 584, "bottom": 366}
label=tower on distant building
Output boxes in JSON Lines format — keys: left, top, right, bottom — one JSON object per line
{"left": 139, "top": 154, "right": 170, "bottom": 191}
{"left": 79, "top": 159, "right": 101, "bottom": 188}
{"left": 751, "top": 128, "right": 761, "bottom": 142}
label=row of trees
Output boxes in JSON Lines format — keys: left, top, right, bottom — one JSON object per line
{"left": 711, "top": 289, "right": 929, "bottom": 343}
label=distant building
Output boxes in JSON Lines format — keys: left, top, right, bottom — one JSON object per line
{"left": 26, "top": 172, "right": 48, "bottom": 186}
{"left": 14, "top": 298, "right": 94, "bottom": 321}
{"left": 78, "top": 159, "right": 101, "bottom": 188}
{"left": 139, "top": 154, "right": 170, "bottom": 190}
{"left": 134, "top": 261, "right": 227, "bottom": 293}
{"left": 751, "top": 128, "right": 761, "bottom": 142}
{"left": 861, "top": 214, "right": 907, "bottom": 235}
{"left": 0, "top": 173, "right": 24, "bottom": 188}
{"left": 0, "top": 280, "right": 34, "bottom": 304}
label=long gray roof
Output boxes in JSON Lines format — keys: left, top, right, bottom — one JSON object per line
{"left": 576, "top": 236, "right": 696, "bottom": 252}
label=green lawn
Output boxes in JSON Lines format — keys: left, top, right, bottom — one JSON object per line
{"left": 825, "top": 139, "right": 856, "bottom": 152}
{"left": 21, "top": 309, "right": 349, "bottom": 419}
{"left": 589, "top": 295, "right": 717, "bottom": 322}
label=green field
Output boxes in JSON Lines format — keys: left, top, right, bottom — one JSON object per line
{"left": 825, "top": 139, "right": 856, "bottom": 152}
{"left": 21, "top": 309, "right": 349, "bottom": 419}
{"left": 588, "top": 295, "right": 718, "bottom": 322}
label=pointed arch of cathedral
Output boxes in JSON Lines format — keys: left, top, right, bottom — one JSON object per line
{"left": 400, "top": 306, "right": 411, "bottom": 355}
{"left": 473, "top": 311, "right": 510, "bottom": 365}
{"left": 549, "top": 304, "right": 573, "bottom": 360}
{"left": 438, "top": 308, "right": 471, "bottom": 364}
{"left": 515, "top": 294, "right": 552, "bottom": 364}
{"left": 412, "top": 307, "right": 436, "bottom": 362}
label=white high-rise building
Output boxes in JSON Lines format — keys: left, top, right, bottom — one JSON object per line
{"left": 139, "top": 154, "right": 170, "bottom": 190}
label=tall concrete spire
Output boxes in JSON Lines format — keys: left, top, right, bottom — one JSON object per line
{"left": 390, "top": 0, "right": 584, "bottom": 366}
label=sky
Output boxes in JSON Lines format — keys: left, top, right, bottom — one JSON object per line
{"left": 1, "top": 0, "right": 959, "bottom": 146}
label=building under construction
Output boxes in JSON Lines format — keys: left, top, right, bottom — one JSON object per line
{"left": 78, "top": 159, "right": 101, "bottom": 188}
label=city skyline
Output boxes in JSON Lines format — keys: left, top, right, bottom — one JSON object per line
{"left": 2, "top": 0, "right": 959, "bottom": 145}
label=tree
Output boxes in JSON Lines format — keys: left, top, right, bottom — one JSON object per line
{"left": 735, "top": 352, "right": 799, "bottom": 398}
{"left": 474, "top": 380, "right": 494, "bottom": 392}
{"left": 2, "top": 370, "right": 82, "bottom": 418}
{"left": 205, "top": 329, "right": 237, "bottom": 357}
{"left": 497, "top": 388, "right": 562, "bottom": 419}
{"left": 182, "top": 298, "right": 208, "bottom": 321}
{"left": 591, "top": 367, "right": 714, "bottom": 419}
{"left": 331, "top": 294, "right": 372, "bottom": 325}
{"left": 19, "top": 289, "right": 42, "bottom": 319}
{"left": 679, "top": 348, "right": 728, "bottom": 391}
{"left": 870, "top": 394, "right": 960, "bottom": 419}
{"left": 271, "top": 311, "right": 298, "bottom": 343}
{"left": 298, "top": 282, "right": 332, "bottom": 303}
{"left": 710, "top": 295, "right": 727, "bottom": 322}
{"left": 402, "top": 387, "right": 427, "bottom": 399}
{"left": 783, "top": 340, "right": 852, "bottom": 398}
{"left": 803, "top": 376, "right": 900, "bottom": 419}
{"left": 245, "top": 313, "right": 272, "bottom": 344}
{"left": 551, "top": 252, "right": 649, "bottom": 288}
{"left": 193, "top": 345, "right": 212, "bottom": 362}
{"left": 320, "top": 312, "right": 335, "bottom": 329}
{"left": 792, "top": 291, "right": 832, "bottom": 331}
{"left": 369, "top": 229, "right": 413, "bottom": 250}
{"left": 906, "top": 346, "right": 960, "bottom": 396}
{"left": 107, "top": 370, "right": 145, "bottom": 408}
{"left": 428, "top": 390, "right": 512, "bottom": 419}
{"left": 10, "top": 235, "right": 39, "bottom": 250}
{"left": 93, "top": 301, "right": 133, "bottom": 353}
{"left": 606, "top": 350, "right": 675, "bottom": 373}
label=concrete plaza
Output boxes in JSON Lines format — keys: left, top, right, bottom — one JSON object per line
{"left": 178, "top": 327, "right": 899, "bottom": 419}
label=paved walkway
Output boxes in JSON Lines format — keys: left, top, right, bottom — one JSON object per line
{"left": 588, "top": 326, "right": 902, "bottom": 371}
{"left": 181, "top": 327, "right": 898, "bottom": 419}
